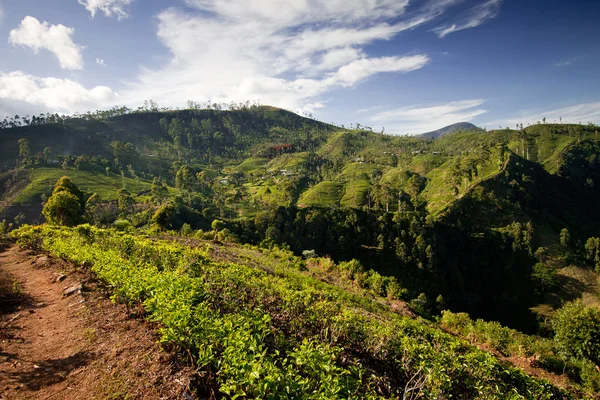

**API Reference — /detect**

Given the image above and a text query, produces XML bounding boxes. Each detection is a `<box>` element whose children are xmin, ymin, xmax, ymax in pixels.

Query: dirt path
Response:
<box><xmin>0</xmin><ymin>243</ymin><xmax>195</xmax><ymax>400</ymax></box>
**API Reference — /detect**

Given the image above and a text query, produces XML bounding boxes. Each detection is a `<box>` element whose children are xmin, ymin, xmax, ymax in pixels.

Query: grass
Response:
<box><xmin>340</xmin><ymin>180</ymin><xmax>370</xmax><ymax>207</ymax></box>
<box><xmin>408</xmin><ymin>154</ymin><xmax>448</xmax><ymax>175</ymax></box>
<box><xmin>226</xmin><ymin>157</ymin><xmax>269</xmax><ymax>174</ymax></box>
<box><xmin>339</xmin><ymin>162</ymin><xmax>382</xmax><ymax>180</ymax></box>
<box><xmin>267</xmin><ymin>152</ymin><xmax>310</xmax><ymax>171</ymax></box>
<box><xmin>380</xmin><ymin>168</ymin><xmax>412</xmax><ymax>187</ymax></box>
<box><xmin>297</xmin><ymin>181</ymin><xmax>342</xmax><ymax>207</ymax></box>
<box><xmin>14</xmin><ymin>166</ymin><xmax>153</xmax><ymax>204</ymax></box>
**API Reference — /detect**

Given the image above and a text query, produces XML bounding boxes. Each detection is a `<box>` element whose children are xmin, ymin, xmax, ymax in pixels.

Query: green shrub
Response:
<box><xmin>113</xmin><ymin>219</ymin><xmax>132</xmax><ymax>232</ymax></box>
<box><xmin>553</xmin><ymin>301</ymin><xmax>600</xmax><ymax>364</ymax></box>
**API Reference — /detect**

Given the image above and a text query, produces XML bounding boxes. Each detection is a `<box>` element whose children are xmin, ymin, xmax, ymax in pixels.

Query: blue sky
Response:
<box><xmin>0</xmin><ymin>0</ymin><xmax>599</xmax><ymax>134</ymax></box>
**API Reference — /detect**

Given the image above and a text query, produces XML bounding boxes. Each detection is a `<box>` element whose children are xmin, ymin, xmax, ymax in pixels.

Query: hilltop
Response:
<box><xmin>419</xmin><ymin>122</ymin><xmax>481</xmax><ymax>139</ymax></box>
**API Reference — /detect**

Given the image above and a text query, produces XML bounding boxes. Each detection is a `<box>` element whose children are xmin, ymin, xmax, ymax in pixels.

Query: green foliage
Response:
<box><xmin>151</xmin><ymin>177</ymin><xmax>169</xmax><ymax>204</ymax></box>
<box><xmin>113</xmin><ymin>219</ymin><xmax>132</xmax><ymax>232</ymax></box>
<box><xmin>531</xmin><ymin>263</ymin><xmax>557</xmax><ymax>295</ymax></box>
<box><xmin>560</xmin><ymin>228</ymin><xmax>571</xmax><ymax>249</ymax></box>
<box><xmin>18</xmin><ymin>138</ymin><xmax>30</xmax><ymax>161</ymax></box>
<box><xmin>42</xmin><ymin>177</ymin><xmax>85</xmax><ymax>226</ymax></box>
<box><xmin>152</xmin><ymin>197</ymin><xmax>208</xmax><ymax>231</ymax></box>
<box><xmin>52</xmin><ymin>176</ymin><xmax>85</xmax><ymax>207</ymax></box>
<box><xmin>116</xmin><ymin>188</ymin><xmax>135</xmax><ymax>216</ymax></box>
<box><xmin>585</xmin><ymin>237</ymin><xmax>600</xmax><ymax>272</ymax></box>
<box><xmin>10</xmin><ymin>224</ymin><xmax>572</xmax><ymax>399</ymax></box>
<box><xmin>181</xmin><ymin>223</ymin><xmax>193</xmax><ymax>236</ymax></box>
<box><xmin>552</xmin><ymin>301</ymin><xmax>600</xmax><ymax>365</ymax></box>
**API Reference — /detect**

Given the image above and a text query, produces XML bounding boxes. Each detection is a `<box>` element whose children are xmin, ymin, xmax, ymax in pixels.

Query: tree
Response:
<box><xmin>117</xmin><ymin>189</ymin><xmax>135</xmax><ymax>216</ymax></box>
<box><xmin>52</xmin><ymin>176</ymin><xmax>85</xmax><ymax>207</ymax></box>
<box><xmin>18</xmin><ymin>138</ymin><xmax>30</xmax><ymax>162</ymax></box>
<box><xmin>151</xmin><ymin>177</ymin><xmax>169</xmax><ymax>204</ymax></box>
<box><xmin>43</xmin><ymin>147</ymin><xmax>52</xmax><ymax>162</ymax></box>
<box><xmin>176</xmin><ymin>165</ymin><xmax>195</xmax><ymax>194</ymax></box>
<box><xmin>531</xmin><ymin>263</ymin><xmax>557</xmax><ymax>295</ymax></box>
<box><xmin>42</xmin><ymin>177</ymin><xmax>85</xmax><ymax>226</ymax></box>
<box><xmin>585</xmin><ymin>237</ymin><xmax>600</xmax><ymax>272</ymax></box>
<box><xmin>212</xmin><ymin>219</ymin><xmax>225</xmax><ymax>240</ymax></box>
<box><xmin>559</xmin><ymin>228</ymin><xmax>571</xmax><ymax>249</ymax></box>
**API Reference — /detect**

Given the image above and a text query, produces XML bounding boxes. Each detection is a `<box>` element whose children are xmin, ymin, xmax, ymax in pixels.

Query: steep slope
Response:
<box><xmin>10</xmin><ymin>225</ymin><xmax>586</xmax><ymax>399</ymax></box>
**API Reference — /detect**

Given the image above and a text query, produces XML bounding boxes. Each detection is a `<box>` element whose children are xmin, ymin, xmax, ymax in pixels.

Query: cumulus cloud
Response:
<box><xmin>78</xmin><ymin>0</ymin><xmax>133</xmax><ymax>19</ymax></box>
<box><xmin>8</xmin><ymin>16</ymin><xmax>84</xmax><ymax>70</ymax></box>
<box><xmin>485</xmin><ymin>101</ymin><xmax>600</xmax><ymax>128</ymax></box>
<box><xmin>3</xmin><ymin>1</ymin><xmax>477</xmax><ymax>116</ymax></box>
<box><xmin>369</xmin><ymin>99</ymin><xmax>488</xmax><ymax>134</ymax></box>
<box><xmin>118</xmin><ymin>1</ymin><xmax>447</xmax><ymax>113</ymax></box>
<box><xmin>434</xmin><ymin>0</ymin><xmax>502</xmax><ymax>38</ymax></box>
<box><xmin>0</xmin><ymin>71</ymin><xmax>118</xmax><ymax>115</ymax></box>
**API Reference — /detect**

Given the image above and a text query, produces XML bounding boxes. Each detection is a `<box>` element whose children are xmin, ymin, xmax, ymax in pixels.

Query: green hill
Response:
<box><xmin>3</xmin><ymin>108</ymin><xmax>600</xmax><ymax>397</ymax></box>
<box><xmin>2</xmin><ymin>109</ymin><xmax>600</xmax><ymax>331</ymax></box>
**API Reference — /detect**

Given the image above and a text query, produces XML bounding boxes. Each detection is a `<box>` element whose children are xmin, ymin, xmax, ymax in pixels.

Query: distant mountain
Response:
<box><xmin>419</xmin><ymin>122</ymin><xmax>482</xmax><ymax>139</ymax></box>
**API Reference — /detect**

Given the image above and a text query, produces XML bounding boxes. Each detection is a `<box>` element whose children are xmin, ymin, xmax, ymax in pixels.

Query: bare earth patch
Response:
<box><xmin>0</xmin><ymin>242</ymin><xmax>196</xmax><ymax>400</ymax></box>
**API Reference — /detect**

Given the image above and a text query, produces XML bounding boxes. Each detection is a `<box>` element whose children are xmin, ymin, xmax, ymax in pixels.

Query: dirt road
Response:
<box><xmin>0</xmin><ymin>242</ymin><xmax>195</xmax><ymax>400</ymax></box>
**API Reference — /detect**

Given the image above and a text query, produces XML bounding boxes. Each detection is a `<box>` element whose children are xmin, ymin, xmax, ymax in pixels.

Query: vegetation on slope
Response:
<box><xmin>12</xmin><ymin>224</ymin><xmax>588</xmax><ymax>398</ymax></box>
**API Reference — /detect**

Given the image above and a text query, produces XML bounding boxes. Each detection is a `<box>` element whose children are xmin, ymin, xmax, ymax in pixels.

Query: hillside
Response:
<box><xmin>5</xmin><ymin>224</ymin><xmax>596</xmax><ymax>398</ymax></box>
<box><xmin>2</xmin><ymin>112</ymin><xmax>600</xmax><ymax>328</ymax></box>
<box><xmin>2</xmin><ymin>107</ymin><xmax>600</xmax><ymax>396</ymax></box>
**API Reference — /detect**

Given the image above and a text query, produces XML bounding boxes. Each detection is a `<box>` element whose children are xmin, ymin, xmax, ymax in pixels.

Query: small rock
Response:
<box><xmin>34</xmin><ymin>256</ymin><xmax>49</xmax><ymax>267</ymax></box>
<box><xmin>54</xmin><ymin>274</ymin><xmax>67</xmax><ymax>283</ymax></box>
<box><xmin>63</xmin><ymin>285</ymin><xmax>82</xmax><ymax>297</ymax></box>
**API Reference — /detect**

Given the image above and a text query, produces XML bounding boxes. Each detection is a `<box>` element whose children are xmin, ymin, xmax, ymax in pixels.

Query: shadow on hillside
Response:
<box><xmin>9</xmin><ymin>351</ymin><xmax>96</xmax><ymax>390</ymax></box>
<box><xmin>545</xmin><ymin>275</ymin><xmax>587</xmax><ymax>307</ymax></box>
<box><xmin>0</xmin><ymin>271</ymin><xmax>34</xmax><ymax>317</ymax></box>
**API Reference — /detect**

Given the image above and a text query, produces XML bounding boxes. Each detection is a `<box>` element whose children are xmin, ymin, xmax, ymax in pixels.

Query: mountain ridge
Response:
<box><xmin>419</xmin><ymin>122</ymin><xmax>482</xmax><ymax>139</ymax></box>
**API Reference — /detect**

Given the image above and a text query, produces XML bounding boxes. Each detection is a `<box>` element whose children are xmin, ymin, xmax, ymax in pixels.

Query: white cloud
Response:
<box><xmin>369</xmin><ymin>99</ymin><xmax>488</xmax><ymax>134</ymax></box>
<box><xmin>78</xmin><ymin>0</ymin><xmax>133</xmax><ymax>19</ymax></box>
<box><xmin>0</xmin><ymin>71</ymin><xmax>118</xmax><ymax>115</ymax></box>
<box><xmin>184</xmin><ymin>0</ymin><xmax>410</xmax><ymax>26</ymax></box>
<box><xmin>554</xmin><ymin>56</ymin><xmax>584</xmax><ymax>68</ymax></box>
<box><xmin>357</xmin><ymin>105</ymin><xmax>385</xmax><ymax>114</ymax></box>
<box><xmin>118</xmin><ymin>1</ymin><xmax>448</xmax><ymax>113</ymax></box>
<box><xmin>485</xmin><ymin>101</ymin><xmax>600</xmax><ymax>128</ymax></box>
<box><xmin>434</xmin><ymin>0</ymin><xmax>502</xmax><ymax>38</ymax></box>
<box><xmin>96</xmin><ymin>58</ymin><xmax>107</xmax><ymax>67</ymax></box>
<box><xmin>8</xmin><ymin>16</ymin><xmax>84</xmax><ymax>70</ymax></box>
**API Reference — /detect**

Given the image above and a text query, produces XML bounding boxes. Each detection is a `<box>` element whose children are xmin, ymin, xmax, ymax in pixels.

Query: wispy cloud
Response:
<box><xmin>357</xmin><ymin>105</ymin><xmax>386</xmax><ymax>114</ymax></box>
<box><xmin>8</xmin><ymin>16</ymin><xmax>84</xmax><ymax>70</ymax></box>
<box><xmin>554</xmin><ymin>56</ymin><xmax>584</xmax><ymax>68</ymax></box>
<box><xmin>485</xmin><ymin>101</ymin><xmax>600</xmax><ymax>128</ymax></box>
<box><xmin>369</xmin><ymin>99</ymin><xmax>488</xmax><ymax>134</ymax></box>
<box><xmin>78</xmin><ymin>0</ymin><xmax>133</xmax><ymax>19</ymax></box>
<box><xmin>117</xmin><ymin>1</ymin><xmax>449</xmax><ymax>114</ymax></box>
<box><xmin>96</xmin><ymin>58</ymin><xmax>107</xmax><ymax>67</ymax></box>
<box><xmin>434</xmin><ymin>0</ymin><xmax>502</xmax><ymax>38</ymax></box>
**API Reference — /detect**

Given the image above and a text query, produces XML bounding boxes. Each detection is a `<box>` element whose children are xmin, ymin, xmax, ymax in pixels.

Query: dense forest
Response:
<box><xmin>2</xmin><ymin>105</ymin><xmax>600</xmax><ymax>397</ymax></box>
